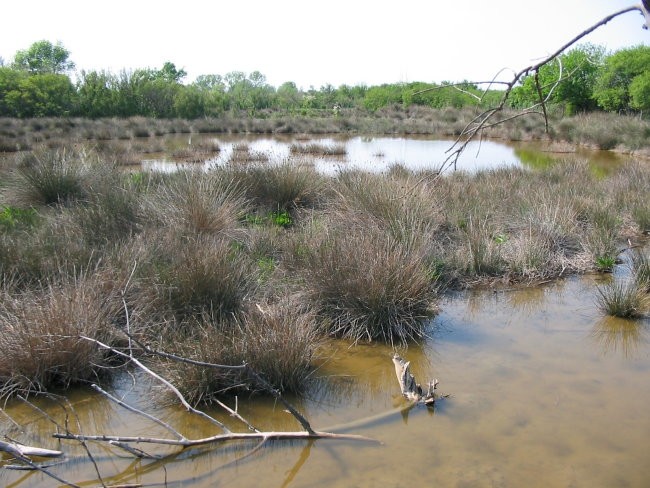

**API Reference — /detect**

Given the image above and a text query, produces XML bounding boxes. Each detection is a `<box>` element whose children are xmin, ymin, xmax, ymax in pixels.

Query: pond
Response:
<box><xmin>139</xmin><ymin>133</ymin><xmax>634</xmax><ymax>175</ymax></box>
<box><xmin>2</xmin><ymin>270</ymin><xmax>649</xmax><ymax>487</ymax></box>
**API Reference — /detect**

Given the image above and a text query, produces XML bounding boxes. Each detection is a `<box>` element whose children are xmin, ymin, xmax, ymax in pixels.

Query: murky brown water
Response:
<box><xmin>2</xmin><ymin>273</ymin><xmax>649</xmax><ymax>487</ymax></box>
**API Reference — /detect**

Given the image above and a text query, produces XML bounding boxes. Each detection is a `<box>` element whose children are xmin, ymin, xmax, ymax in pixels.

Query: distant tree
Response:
<box><xmin>76</xmin><ymin>70</ymin><xmax>116</xmax><ymax>117</ymax></box>
<box><xmin>629</xmin><ymin>71</ymin><xmax>650</xmax><ymax>111</ymax></box>
<box><xmin>510</xmin><ymin>44</ymin><xmax>605</xmax><ymax>114</ymax></box>
<box><xmin>173</xmin><ymin>85</ymin><xmax>205</xmax><ymax>118</ymax></box>
<box><xmin>276</xmin><ymin>81</ymin><xmax>301</xmax><ymax>109</ymax></box>
<box><xmin>362</xmin><ymin>84</ymin><xmax>404</xmax><ymax>111</ymax></box>
<box><xmin>12</xmin><ymin>40</ymin><xmax>75</xmax><ymax>74</ymax></box>
<box><xmin>194</xmin><ymin>74</ymin><xmax>225</xmax><ymax>91</ymax></box>
<box><xmin>593</xmin><ymin>46</ymin><xmax>650</xmax><ymax>112</ymax></box>
<box><xmin>0</xmin><ymin>67</ymin><xmax>23</xmax><ymax>116</ymax></box>
<box><xmin>158</xmin><ymin>61</ymin><xmax>187</xmax><ymax>83</ymax></box>
<box><xmin>3</xmin><ymin>73</ymin><xmax>75</xmax><ymax>117</ymax></box>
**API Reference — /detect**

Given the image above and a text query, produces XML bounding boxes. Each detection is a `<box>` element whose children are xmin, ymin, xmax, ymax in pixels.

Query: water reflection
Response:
<box><xmin>591</xmin><ymin>317</ymin><xmax>648</xmax><ymax>357</ymax></box>
<box><xmin>3</xmin><ymin>275</ymin><xmax>650</xmax><ymax>487</ymax></box>
<box><xmin>139</xmin><ymin>134</ymin><xmax>636</xmax><ymax>175</ymax></box>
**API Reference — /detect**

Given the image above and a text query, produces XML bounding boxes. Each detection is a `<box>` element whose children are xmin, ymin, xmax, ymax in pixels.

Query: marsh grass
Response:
<box><xmin>146</xmin><ymin>170</ymin><xmax>248</xmax><ymax>236</ymax></box>
<box><xmin>13</xmin><ymin>149</ymin><xmax>88</xmax><ymax>206</ymax></box>
<box><xmin>228</xmin><ymin>161</ymin><xmax>326</xmax><ymax>215</ymax></box>
<box><xmin>596</xmin><ymin>280</ymin><xmax>646</xmax><ymax>319</ymax></box>
<box><xmin>0</xmin><ymin>271</ymin><xmax>123</xmax><ymax>397</ymax></box>
<box><xmin>159</xmin><ymin>298</ymin><xmax>319</xmax><ymax>402</ymax></box>
<box><xmin>631</xmin><ymin>251</ymin><xmax>650</xmax><ymax>292</ymax></box>
<box><xmin>150</xmin><ymin>234</ymin><xmax>257</xmax><ymax>321</ymax></box>
<box><xmin>289</xmin><ymin>142</ymin><xmax>346</xmax><ymax>156</ymax></box>
<box><xmin>1</xmin><ymin>136</ymin><xmax>649</xmax><ymax>399</ymax></box>
<box><xmin>305</xmin><ymin>224</ymin><xmax>436</xmax><ymax>344</ymax></box>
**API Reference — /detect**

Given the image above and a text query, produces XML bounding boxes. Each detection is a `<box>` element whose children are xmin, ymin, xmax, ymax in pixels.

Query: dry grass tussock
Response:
<box><xmin>0</xmin><ymin>270</ymin><xmax>125</xmax><ymax>398</ymax></box>
<box><xmin>303</xmin><ymin>221</ymin><xmax>438</xmax><ymax>344</ymax></box>
<box><xmin>145</xmin><ymin>169</ymin><xmax>248</xmax><ymax>236</ymax></box>
<box><xmin>156</xmin><ymin>297</ymin><xmax>320</xmax><ymax>402</ymax></box>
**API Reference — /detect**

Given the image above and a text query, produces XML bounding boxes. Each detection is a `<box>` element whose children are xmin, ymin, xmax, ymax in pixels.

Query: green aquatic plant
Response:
<box><xmin>595</xmin><ymin>255</ymin><xmax>617</xmax><ymax>273</ymax></box>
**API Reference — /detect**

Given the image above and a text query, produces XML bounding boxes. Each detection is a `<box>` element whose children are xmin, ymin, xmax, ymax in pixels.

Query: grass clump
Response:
<box><xmin>595</xmin><ymin>280</ymin><xmax>646</xmax><ymax>319</ymax></box>
<box><xmin>13</xmin><ymin>149</ymin><xmax>88</xmax><ymax>206</ymax></box>
<box><xmin>304</xmin><ymin>224</ymin><xmax>437</xmax><ymax>344</ymax></box>
<box><xmin>146</xmin><ymin>170</ymin><xmax>247</xmax><ymax>236</ymax></box>
<box><xmin>158</xmin><ymin>298</ymin><xmax>320</xmax><ymax>402</ymax></box>
<box><xmin>150</xmin><ymin>234</ymin><xmax>257</xmax><ymax>321</ymax></box>
<box><xmin>0</xmin><ymin>271</ymin><xmax>123</xmax><ymax>397</ymax></box>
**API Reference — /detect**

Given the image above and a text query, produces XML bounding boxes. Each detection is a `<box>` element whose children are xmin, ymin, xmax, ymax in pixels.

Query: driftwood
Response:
<box><xmin>392</xmin><ymin>353</ymin><xmax>438</xmax><ymax>406</ymax></box>
<box><xmin>0</xmin><ymin>439</ymin><xmax>63</xmax><ymax>458</ymax></box>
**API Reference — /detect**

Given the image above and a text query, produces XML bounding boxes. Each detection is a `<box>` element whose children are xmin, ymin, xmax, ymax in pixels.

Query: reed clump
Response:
<box><xmin>303</xmin><ymin>222</ymin><xmax>437</xmax><ymax>344</ymax></box>
<box><xmin>595</xmin><ymin>280</ymin><xmax>646</xmax><ymax>319</ymax></box>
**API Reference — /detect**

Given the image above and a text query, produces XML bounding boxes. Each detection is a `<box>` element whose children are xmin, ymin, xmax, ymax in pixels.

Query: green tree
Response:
<box><xmin>510</xmin><ymin>44</ymin><xmax>604</xmax><ymax>114</ymax></box>
<box><xmin>76</xmin><ymin>70</ymin><xmax>116</xmax><ymax>117</ymax></box>
<box><xmin>4</xmin><ymin>73</ymin><xmax>75</xmax><ymax>116</ymax></box>
<box><xmin>0</xmin><ymin>67</ymin><xmax>23</xmax><ymax>116</ymax></box>
<box><xmin>173</xmin><ymin>85</ymin><xmax>205</xmax><ymax>118</ymax></box>
<box><xmin>593</xmin><ymin>46</ymin><xmax>650</xmax><ymax>112</ymax></box>
<box><xmin>276</xmin><ymin>81</ymin><xmax>301</xmax><ymax>110</ymax></box>
<box><xmin>363</xmin><ymin>84</ymin><xmax>404</xmax><ymax>111</ymax></box>
<box><xmin>194</xmin><ymin>74</ymin><xmax>225</xmax><ymax>91</ymax></box>
<box><xmin>629</xmin><ymin>71</ymin><xmax>650</xmax><ymax>112</ymax></box>
<box><xmin>12</xmin><ymin>40</ymin><xmax>75</xmax><ymax>74</ymax></box>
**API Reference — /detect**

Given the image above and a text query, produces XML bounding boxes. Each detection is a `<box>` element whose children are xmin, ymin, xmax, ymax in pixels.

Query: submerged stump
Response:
<box><xmin>392</xmin><ymin>353</ymin><xmax>438</xmax><ymax>406</ymax></box>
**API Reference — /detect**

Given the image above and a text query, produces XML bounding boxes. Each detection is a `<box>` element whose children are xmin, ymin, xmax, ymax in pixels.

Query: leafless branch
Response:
<box><xmin>439</xmin><ymin>5</ymin><xmax>643</xmax><ymax>173</ymax></box>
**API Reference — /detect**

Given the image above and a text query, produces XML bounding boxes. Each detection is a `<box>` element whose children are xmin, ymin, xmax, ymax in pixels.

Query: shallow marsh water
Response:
<box><xmin>140</xmin><ymin>133</ymin><xmax>634</xmax><ymax>174</ymax></box>
<box><xmin>2</xmin><ymin>272</ymin><xmax>649</xmax><ymax>487</ymax></box>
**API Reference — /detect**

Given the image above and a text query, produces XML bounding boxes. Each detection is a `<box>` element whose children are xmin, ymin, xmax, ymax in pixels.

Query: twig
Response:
<box><xmin>79</xmin><ymin>336</ymin><xmax>231</xmax><ymax>434</ymax></box>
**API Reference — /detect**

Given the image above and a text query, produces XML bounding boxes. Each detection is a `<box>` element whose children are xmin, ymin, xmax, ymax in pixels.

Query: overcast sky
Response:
<box><xmin>1</xmin><ymin>0</ymin><xmax>648</xmax><ymax>89</ymax></box>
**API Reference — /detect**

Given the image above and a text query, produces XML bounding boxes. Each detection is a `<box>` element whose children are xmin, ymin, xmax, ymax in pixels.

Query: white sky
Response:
<box><xmin>1</xmin><ymin>0</ymin><xmax>648</xmax><ymax>89</ymax></box>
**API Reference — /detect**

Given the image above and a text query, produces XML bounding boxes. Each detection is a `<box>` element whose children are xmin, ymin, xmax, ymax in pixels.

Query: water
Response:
<box><xmin>140</xmin><ymin>134</ymin><xmax>634</xmax><ymax>174</ymax></box>
<box><xmin>2</xmin><ymin>274</ymin><xmax>649</xmax><ymax>487</ymax></box>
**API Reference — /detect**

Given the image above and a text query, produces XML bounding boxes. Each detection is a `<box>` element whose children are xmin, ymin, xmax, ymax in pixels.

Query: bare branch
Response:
<box><xmin>438</xmin><ymin>5</ymin><xmax>643</xmax><ymax>173</ymax></box>
<box><xmin>79</xmin><ymin>336</ymin><xmax>232</xmax><ymax>434</ymax></box>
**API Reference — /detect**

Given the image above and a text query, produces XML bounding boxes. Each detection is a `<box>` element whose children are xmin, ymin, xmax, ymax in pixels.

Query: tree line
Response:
<box><xmin>1</xmin><ymin>40</ymin><xmax>649</xmax><ymax>119</ymax></box>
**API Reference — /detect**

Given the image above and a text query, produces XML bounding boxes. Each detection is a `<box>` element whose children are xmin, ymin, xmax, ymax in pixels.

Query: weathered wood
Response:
<box><xmin>392</xmin><ymin>353</ymin><xmax>438</xmax><ymax>405</ymax></box>
<box><xmin>0</xmin><ymin>440</ymin><xmax>63</xmax><ymax>458</ymax></box>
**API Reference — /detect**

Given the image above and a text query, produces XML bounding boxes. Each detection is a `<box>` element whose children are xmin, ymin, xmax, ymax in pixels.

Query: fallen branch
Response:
<box><xmin>53</xmin><ymin>429</ymin><xmax>378</xmax><ymax>447</ymax></box>
<box><xmin>0</xmin><ymin>439</ymin><xmax>63</xmax><ymax>458</ymax></box>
